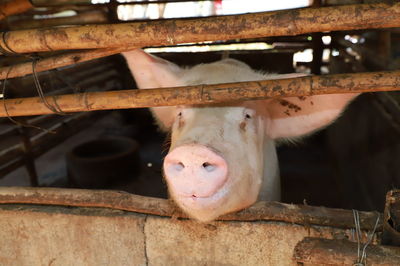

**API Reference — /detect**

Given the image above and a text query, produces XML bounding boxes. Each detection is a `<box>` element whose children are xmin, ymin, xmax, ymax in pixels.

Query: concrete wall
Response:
<box><xmin>0</xmin><ymin>204</ymin><xmax>352</xmax><ymax>266</ymax></box>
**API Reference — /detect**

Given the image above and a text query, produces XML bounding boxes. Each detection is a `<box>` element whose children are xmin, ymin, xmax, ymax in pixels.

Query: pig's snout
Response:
<box><xmin>164</xmin><ymin>144</ymin><xmax>228</xmax><ymax>198</ymax></box>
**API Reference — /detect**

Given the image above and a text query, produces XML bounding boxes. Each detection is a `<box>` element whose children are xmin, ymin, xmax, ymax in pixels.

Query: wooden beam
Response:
<box><xmin>0</xmin><ymin>0</ymin><xmax>33</xmax><ymax>20</ymax></box>
<box><xmin>31</xmin><ymin>0</ymin><xmax>212</xmax><ymax>6</ymax></box>
<box><xmin>293</xmin><ymin>237</ymin><xmax>400</xmax><ymax>265</ymax></box>
<box><xmin>1</xmin><ymin>2</ymin><xmax>400</xmax><ymax>54</ymax></box>
<box><xmin>382</xmin><ymin>190</ymin><xmax>400</xmax><ymax>246</ymax></box>
<box><xmin>0</xmin><ymin>70</ymin><xmax>399</xmax><ymax>117</ymax></box>
<box><xmin>0</xmin><ymin>187</ymin><xmax>382</xmax><ymax>230</ymax></box>
<box><xmin>8</xmin><ymin>10</ymin><xmax>109</xmax><ymax>30</ymax></box>
<box><xmin>0</xmin><ymin>39</ymin><xmax>302</xmax><ymax>81</ymax></box>
<box><xmin>31</xmin><ymin>0</ymin><xmax>93</xmax><ymax>6</ymax></box>
<box><xmin>0</xmin><ymin>48</ymin><xmax>124</xmax><ymax>80</ymax></box>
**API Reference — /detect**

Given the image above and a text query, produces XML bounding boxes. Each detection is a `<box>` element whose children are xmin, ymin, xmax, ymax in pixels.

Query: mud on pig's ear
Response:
<box><xmin>265</xmin><ymin>93</ymin><xmax>359</xmax><ymax>140</ymax></box>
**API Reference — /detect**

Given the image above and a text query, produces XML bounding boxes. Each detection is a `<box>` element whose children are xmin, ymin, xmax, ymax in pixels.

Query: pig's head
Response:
<box><xmin>163</xmin><ymin>103</ymin><xmax>267</xmax><ymax>221</ymax></box>
<box><xmin>123</xmin><ymin>49</ymin><xmax>358</xmax><ymax>222</ymax></box>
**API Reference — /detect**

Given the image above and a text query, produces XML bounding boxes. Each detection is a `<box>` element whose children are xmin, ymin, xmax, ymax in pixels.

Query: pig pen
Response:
<box><xmin>1</xmin><ymin>0</ymin><xmax>400</xmax><ymax>265</ymax></box>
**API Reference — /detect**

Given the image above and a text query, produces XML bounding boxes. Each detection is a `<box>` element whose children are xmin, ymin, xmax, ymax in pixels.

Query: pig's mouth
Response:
<box><xmin>176</xmin><ymin>185</ymin><xmax>229</xmax><ymax>210</ymax></box>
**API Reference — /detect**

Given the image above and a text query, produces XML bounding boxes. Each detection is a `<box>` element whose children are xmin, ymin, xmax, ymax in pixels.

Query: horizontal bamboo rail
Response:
<box><xmin>31</xmin><ymin>0</ymin><xmax>209</xmax><ymax>6</ymax></box>
<box><xmin>32</xmin><ymin>0</ymin><xmax>93</xmax><ymax>6</ymax></box>
<box><xmin>0</xmin><ymin>70</ymin><xmax>399</xmax><ymax>117</ymax></box>
<box><xmin>9</xmin><ymin>10</ymin><xmax>108</xmax><ymax>30</ymax></box>
<box><xmin>0</xmin><ymin>0</ymin><xmax>33</xmax><ymax>20</ymax></box>
<box><xmin>0</xmin><ymin>48</ymin><xmax>124</xmax><ymax>80</ymax></box>
<box><xmin>293</xmin><ymin>237</ymin><xmax>400</xmax><ymax>265</ymax></box>
<box><xmin>0</xmin><ymin>36</ymin><xmax>306</xmax><ymax>80</ymax></box>
<box><xmin>0</xmin><ymin>73</ymin><xmax>118</xmax><ymax>168</ymax></box>
<box><xmin>0</xmin><ymin>187</ymin><xmax>382</xmax><ymax>230</ymax></box>
<box><xmin>1</xmin><ymin>2</ymin><xmax>400</xmax><ymax>54</ymax></box>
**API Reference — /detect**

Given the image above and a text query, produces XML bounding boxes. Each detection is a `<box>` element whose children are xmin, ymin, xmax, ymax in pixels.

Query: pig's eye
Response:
<box><xmin>244</xmin><ymin>110</ymin><xmax>255</xmax><ymax>119</ymax></box>
<box><xmin>176</xmin><ymin>111</ymin><xmax>185</xmax><ymax>128</ymax></box>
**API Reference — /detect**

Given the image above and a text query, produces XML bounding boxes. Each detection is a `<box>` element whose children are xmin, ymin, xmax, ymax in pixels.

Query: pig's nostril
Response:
<box><xmin>202</xmin><ymin>162</ymin><xmax>216</xmax><ymax>172</ymax></box>
<box><xmin>173</xmin><ymin>162</ymin><xmax>185</xmax><ymax>171</ymax></box>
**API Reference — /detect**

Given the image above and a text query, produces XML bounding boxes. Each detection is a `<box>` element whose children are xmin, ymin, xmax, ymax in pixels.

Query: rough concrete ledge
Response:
<box><xmin>0</xmin><ymin>203</ymin><xmax>363</xmax><ymax>266</ymax></box>
<box><xmin>0</xmin><ymin>187</ymin><xmax>383</xmax><ymax>265</ymax></box>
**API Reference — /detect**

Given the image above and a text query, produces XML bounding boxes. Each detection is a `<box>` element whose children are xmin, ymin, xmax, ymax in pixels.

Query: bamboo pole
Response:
<box><xmin>0</xmin><ymin>187</ymin><xmax>382</xmax><ymax>229</ymax></box>
<box><xmin>0</xmin><ymin>48</ymin><xmax>124</xmax><ymax>80</ymax></box>
<box><xmin>0</xmin><ymin>70</ymin><xmax>399</xmax><ymax>117</ymax></box>
<box><xmin>0</xmin><ymin>0</ymin><xmax>33</xmax><ymax>20</ymax></box>
<box><xmin>9</xmin><ymin>10</ymin><xmax>109</xmax><ymax>30</ymax></box>
<box><xmin>293</xmin><ymin>237</ymin><xmax>400</xmax><ymax>265</ymax></box>
<box><xmin>31</xmin><ymin>0</ymin><xmax>211</xmax><ymax>6</ymax></box>
<box><xmin>31</xmin><ymin>0</ymin><xmax>92</xmax><ymax>6</ymax></box>
<box><xmin>0</xmin><ymin>36</ymin><xmax>307</xmax><ymax>80</ymax></box>
<box><xmin>1</xmin><ymin>2</ymin><xmax>400</xmax><ymax>54</ymax></box>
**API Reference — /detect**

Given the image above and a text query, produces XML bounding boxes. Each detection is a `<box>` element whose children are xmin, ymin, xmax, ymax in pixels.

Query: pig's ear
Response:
<box><xmin>122</xmin><ymin>49</ymin><xmax>183</xmax><ymax>130</ymax></box>
<box><xmin>265</xmin><ymin>93</ymin><xmax>359</xmax><ymax>139</ymax></box>
<box><xmin>122</xmin><ymin>49</ymin><xmax>184</xmax><ymax>89</ymax></box>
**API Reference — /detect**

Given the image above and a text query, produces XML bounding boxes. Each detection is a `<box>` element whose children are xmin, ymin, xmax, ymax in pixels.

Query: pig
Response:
<box><xmin>122</xmin><ymin>49</ymin><xmax>358</xmax><ymax>222</ymax></box>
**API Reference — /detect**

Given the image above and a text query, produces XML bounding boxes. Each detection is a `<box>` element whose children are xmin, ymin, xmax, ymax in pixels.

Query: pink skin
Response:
<box><xmin>122</xmin><ymin>49</ymin><xmax>359</xmax><ymax>222</ymax></box>
<box><xmin>164</xmin><ymin>144</ymin><xmax>228</xmax><ymax>209</ymax></box>
<box><xmin>164</xmin><ymin>144</ymin><xmax>228</xmax><ymax>198</ymax></box>
<box><xmin>163</xmin><ymin>105</ymin><xmax>265</xmax><ymax>221</ymax></box>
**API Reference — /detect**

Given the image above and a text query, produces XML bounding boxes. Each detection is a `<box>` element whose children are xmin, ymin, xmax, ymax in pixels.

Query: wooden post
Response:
<box><xmin>311</xmin><ymin>0</ymin><xmax>323</xmax><ymax>75</ymax></box>
<box><xmin>0</xmin><ymin>70</ymin><xmax>398</xmax><ymax>117</ymax></box>
<box><xmin>382</xmin><ymin>190</ymin><xmax>400</xmax><ymax>246</ymax></box>
<box><xmin>1</xmin><ymin>3</ymin><xmax>400</xmax><ymax>54</ymax></box>
<box><xmin>18</xmin><ymin>124</ymin><xmax>39</xmax><ymax>187</ymax></box>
